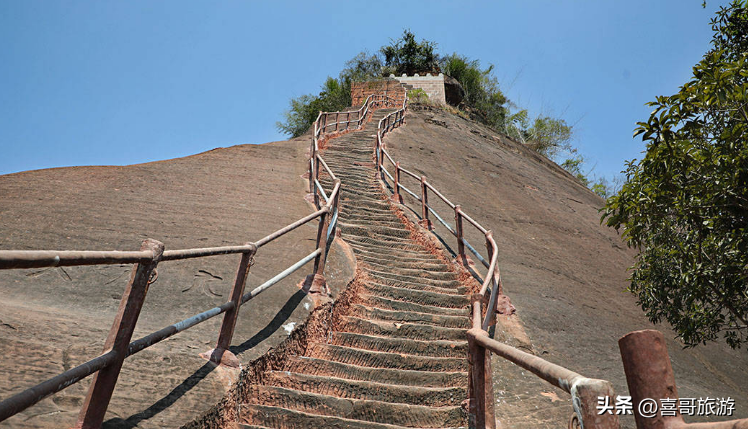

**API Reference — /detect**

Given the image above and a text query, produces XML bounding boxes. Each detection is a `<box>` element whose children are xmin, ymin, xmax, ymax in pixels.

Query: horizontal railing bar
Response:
<box><xmin>315</xmin><ymin>179</ymin><xmax>329</xmax><ymax>204</ymax></box>
<box><xmin>241</xmin><ymin>248</ymin><xmax>321</xmax><ymax>304</ymax></box>
<box><xmin>128</xmin><ymin>301</ymin><xmax>234</xmax><ymax>357</ymax></box>
<box><xmin>399</xmin><ymin>166</ymin><xmax>420</xmax><ymax>180</ymax></box>
<box><xmin>460</xmin><ymin>211</ymin><xmax>488</xmax><ymax>235</ymax></box>
<box><xmin>424</xmin><ymin>182</ymin><xmax>456</xmax><ymax>209</ymax></box>
<box><xmin>462</xmin><ymin>237</ymin><xmax>489</xmax><ymax>269</ymax></box>
<box><xmin>0</xmin><ymin>250</ymin><xmax>153</xmax><ymax>269</ymax></box>
<box><xmin>427</xmin><ymin>205</ymin><xmax>456</xmax><ymax>235</ymax></box>
<box><xmin>316</xmin><ymin>155</ymin><xmax>337</xmax><ymax>181</ymax></box>
<box><xmin>381</xmin><ymin>148</ymin><xmax>396</xmax><ymax>166</ymax></box>
<box><xmin>255</xmin><ymin>207</ymin><xmax>327</xmax><ymax>248</ymax></box>
<box><xmin>470</xmin><ymin>329</ymin><xmax>585</xmax><ymax>394</ymax></box>
<box><xmin>162</xmin><ymin>245</ymin><xmax>256</xmax><ymax>261</ymax></box>
<box><xmin>399</xmin><ymin>184</ymin><xmax>421</xmax><ymax>202</ymax></box>
<box><xmin>381</xmin><ymin>166</ymin><xmax>395</xmax><ymax>183</ymax></box>
<box><xmin>0</xmin><ymin>350</ymin><xmax>117</xmax><ymax>421</ymax></box>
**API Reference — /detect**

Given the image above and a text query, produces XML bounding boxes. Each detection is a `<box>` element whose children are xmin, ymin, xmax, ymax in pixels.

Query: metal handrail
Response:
<box><xmin>0</xmin><ymin>101</ymin><xmax>349</xmax><ymax>427</ymax></box>
<box><xmin>0</xmin><ymin>250</ymin><xmax>154</xmax><ymax>269</ymax></box>
<box><xmin>425</xmin><ymin>182</ymin><xmax>456</xmax><ymax>209</ymax></box>
<box><xmin>372</xmin><ymin>91</ymin><xmax>625</xmax><ymax>429</ymax></box>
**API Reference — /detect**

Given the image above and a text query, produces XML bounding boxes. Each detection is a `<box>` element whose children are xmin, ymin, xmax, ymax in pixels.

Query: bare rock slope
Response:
<box><xmin>0</xmin><ymin>137</ymin><xmax>354</xmax><ymax>428</ymax></box>
<box><xmin>383</xmin><ymin>105</ymin><xmax>748</xmax><ymax>427</ymax></box>
<box><xmin>2</xmin><ymin>103</ymin><xmax>746</xmax><ymax>429</ymax></box>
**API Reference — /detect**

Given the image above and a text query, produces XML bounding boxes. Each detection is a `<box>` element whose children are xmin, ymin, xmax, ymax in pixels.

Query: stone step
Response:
<box><xmin>361</xmin><ymin>282</ymin><xmax>469</xmax><ymax>309</ymax></box>
<box><xmin>352</xmin><ymin>247</ymin><xmax>444</xmax><ymax>263</ymax></box>
<box><xmin>339</xmin><ymin>219</ymin><xmax>405</xmax><ymax>230</ymax></box>
<box><xmin>367</xmin><ymin>267</ymin><xmax>459</xmax><ymax>283</ymax></box>
<box><xmin>356</xmin><ymin>293</ymin><xmax>469</xmax><ymax>317</ymax></box>
<box><xmin>261</xmin><ymin>371</ymin><xmax>466</xmax><ymax>407</ymax></box>
<box><xmin>341</xmin><ymin>224</ymin><xmax>411</xmax><ymax>239</ymax></box>
<box><xmin>349</xmin><ymin>304</ymin><xmax>470</xmax><ymax>329</ymax></box>
<box><xmin>307</xmin><ymin>343</ymin><xmax>468</xmax><ymax>372</ymax></box>
<box><xmin>365</xmin><ymin>278</ymin><xmax>467</xmax><ymax>296</ymax></box>
<box><xmin>337</xmin><ymin>316</ymin><xmax>466</xmax><ymax>342</ymax></box>
<box><xmin>330</xmin><ymin>331</ymin><xmax>467</xmax><ymax>358</ymax></box>
<box><xmin>339</xmin><ymin>197</ymin><xmax>392</xmax><ymax>210</ymax></box>
<box><xmin>283</xmin><ymin>355</ymin><xmax>467</xmax><ymax>388</ymax></box>
<box><xmin>245</xmin><ymin>386</ymin><xmax>464</xmax><ymax>428</ymax></box>
<box><xmin>240</xmin><ymin>404</ymin><xmax>463</xmax><ymax>429</ymax></box>
<box><xmin>344</xmin><ymin>236</ymin><xmax>424</xmax><ymax>252</ymax></box>
<box><xmin>362</xmin><ymin>258</ymin><xmax>453</xmax><ymax>274</ymax></box>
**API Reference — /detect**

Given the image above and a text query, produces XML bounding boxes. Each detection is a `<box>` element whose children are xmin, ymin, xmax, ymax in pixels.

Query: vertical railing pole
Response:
<box><xmin>207</xmin><ymin>245</ymin><xmax>257</xmax><ymax>367</ymax></box>
<box><xmin>419</xmin><ymin>176</ymin><xmax>432</xmax><ymax>230</ymax></box>
<box><xmin>75</xmin><ymin>239</ymin><xmax>164</xmax><ymax>429</ymax></box>
<box><xmin>619</xmin><ymin>330</ymin><xmax>684</xmax><ymax>429</ymax></box>
<box><xmin>303</xmin><ymin>202</ymin><xmax>332</xmax><ymax>297</ymax></box>
<box><xmin>482</xmin><ymin>231</ymin><xmax>499</xmax><ymax>330</ymax></box>
<box><xmin>335</xmin><ymin>112</ymin><xmax>339</xmax><ymax>131</ymax></box>
<box><xmin>455</xmin><ymin>205</ymin><xmax>466</xmax><ymax>263</ymax></box>
<box><xmin>313</xmin><ymin>208</ymin><xmax>331</xmax><ymax>276</ymax></box>
<box><xmin>346</xmin><ymin>111</ymin><xmax>350</xmax><ymax>130</ymax></box>
<box><xmin>391</xmin><ymin>162</ymin><xmax>403</xmax><ymax>204</ymax></box>
<box><xmin>309</xmin><ymin>138</ymin><xmax>316</xmax><ymax>196</ymax></box>
<box><xmin>330</xmin><ymin>179</ymin><xmax>341</xmax><ymax>240</ymax></box>
<box><xmin>314</xmin><ymin>153</ymin><xmax>321</xmax><ymax>208</ymax></box>
<box><xmin>467</xmin><ymin>296</ymin><xmax>496</xmax><ymax>429</ymax></box>
<box><xmin>376</xmin><ymin>135</ymin><xmax>383</xmax><ymax>178</ymax></box>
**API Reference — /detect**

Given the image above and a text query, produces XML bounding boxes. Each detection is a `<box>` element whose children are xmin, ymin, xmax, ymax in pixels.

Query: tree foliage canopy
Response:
<box><xmin>440</xmin><ymin>54</ymin><xmax>508</xmax><ymax>129</ymax></box>
<box><xmin>276</xmin><ymin>53</ymin><xmax>382</xmax><ymax>137</ymax></box>
<box><xmin>602</xmin><ymin>0</ymin><xmax>748</xmax><ymax>348</ymax></box>
<box><xmin>381</xmin><ymin>30</ymin><xmax>440</xmax><ymax>76</ymax></box>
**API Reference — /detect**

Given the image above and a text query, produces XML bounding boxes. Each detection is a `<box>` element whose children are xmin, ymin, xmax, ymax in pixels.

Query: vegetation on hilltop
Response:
<box><xmin>603</xmin><ymin>0</ymin><xmax>748</xmax><ymax>349</ymax></box>
<box><xmin>277</xmin><ymin>30</ymin><xmax>611</xmax><ymax>196</ymax></box>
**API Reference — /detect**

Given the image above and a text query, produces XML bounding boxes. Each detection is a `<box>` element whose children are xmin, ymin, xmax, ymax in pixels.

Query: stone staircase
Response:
<box><xmin>238</xmin><ymin>109</ymin><xmax>472</xmax><ymax>428</ymax></box>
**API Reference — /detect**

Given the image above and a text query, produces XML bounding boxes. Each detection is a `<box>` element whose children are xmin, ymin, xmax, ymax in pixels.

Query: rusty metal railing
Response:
<box><xmin>374</xmin><ymin>96</ymin><xmax>621</xmax><ymax>428</ymax></box>
<box><xmin>374</xmin><ymin>96</ymin><xmax>748</xmax><ymax>429</ymax></box>
<box><xmin>618</xmin><ymin>330</ymin><xmax>748</xmax><ymax>429</ymax></box>
<box><xmin>308</xmin><ymin>93</ymin><xmax>404</xmax><ymax>209</ymax></box>
<box><xmin>0</xmin><ymin>152</ymin><xmax>344</xmax><ymax>427</ymax></box>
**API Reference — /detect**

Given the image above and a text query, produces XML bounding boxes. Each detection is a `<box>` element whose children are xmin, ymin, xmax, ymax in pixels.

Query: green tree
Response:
<box><xmin>381</xmin><ymin>30</ymin><xmax>440</xmax><ymax>76</ymax></box>
<box><xmin>277</xmin><ymin>52</ymin><xmax>382</xmax><ymax>137</ymax></box>
<box><xmin>561</xmin><ymin>155</ymin><xmax>590</xmax><ymax>186</ymax></box>
<box><xmin>277</xmin><ymin>77</ymin><xmax>351</xmax><ymax>137</ymax></box>
<box><xmin>441</xmin><ymin>54</ymin><xmax>508</xmax><ymax>128</ymax></box>
<box><xmin>506</xmin><ymin>109</ymin><xmax>574</xmax><ymax>159</ymax></box>
<box><xmin>602</xmin><ymin>0</ymin><xmax>748</xmax><ymax>348</ymax></box>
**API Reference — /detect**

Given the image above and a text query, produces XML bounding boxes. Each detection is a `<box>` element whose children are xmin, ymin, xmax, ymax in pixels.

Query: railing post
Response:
<box><xmin>619</xmin><ymin>330</ymin><xmax>683</xmax><ymax>429</ymax></box>
<box><xmin>206</xmin><ymin>244</ymin><xmax>257</xmax><ymax>368</ymax></box>
<box><xmin>75</xmin><ymin>239</ymin><xmax>164</xmax><ymax>429</ymax></box>
<box><xmin>346</xmin><ymin>111</ymin><xmax>350</xmax><ymax>130</ymax></box>
<box><xmin>455</xmin><ymin>205</ymin><xmax>466</xmax><ymax>262</ymax></box>
<box><xmin>391</xmin><ymin>162</ymin><xmax>403</xmax><ymax>204</ymax></box>
<box><xmin>573</xmin><ymin>378</ymin><xmax>621</xmax><ymax>429</ymax></box>
<box><xmin>419</xmin><ymin>176</ymin><xmax>432</xmax><ymax>230</ymax></box>
<box><xmin>467</xmin><ymin>296</ymin><xmax>496</xmax><ymax>429</ymax></box>
<box><xmin>322</xmin><ymin>113</ymin><xmax>327</xmax><ymax>133</ymax></box>
<box><xmin>376</xmin><ymin>135</ymin><xmax>383</xmax><ymax>179</ymax></box>
<box><xmin>335</xmin><ymin>112</ymin><xmax>339</xmax><ymax>131</ymax></box>
<box><xmin>309</xmin><ymin>138</ymin><xmax>316</xmax><ymax>196</ymax></box>
<box><xmin>314</xmin><ymin>153</ymin><xmax>321</xmax><ymax>208</ymax></box>
<box><xmin>304</xmin><ymin>204</ymin><xmax>332</xmax><ymax>297</ymax></box>
<box><xmin>330</xmin><ymin>179</ymin><xmax>341</xmax><ymax>240</ymax></box>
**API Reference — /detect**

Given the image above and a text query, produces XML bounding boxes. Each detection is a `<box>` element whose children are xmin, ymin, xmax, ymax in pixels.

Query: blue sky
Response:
<box><xmin>0</xmin><ymin>1</ymin><xmax>727</xmax><ymax>181</ymax></box>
